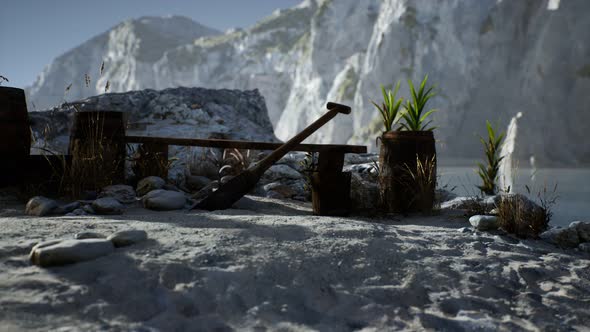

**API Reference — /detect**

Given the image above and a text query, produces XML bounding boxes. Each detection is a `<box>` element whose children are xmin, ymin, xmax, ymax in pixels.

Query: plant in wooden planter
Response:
<box><xmin>377</xmin><ymin>75</ymin><xmax>438</xmax><ymax>213</ymax></box>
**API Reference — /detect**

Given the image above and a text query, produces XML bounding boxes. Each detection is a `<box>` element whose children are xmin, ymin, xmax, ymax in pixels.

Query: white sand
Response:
<box><xmin>1</xmin><ymin>196</ymin><xmax>589</xmax><ymax>331</ymax></box>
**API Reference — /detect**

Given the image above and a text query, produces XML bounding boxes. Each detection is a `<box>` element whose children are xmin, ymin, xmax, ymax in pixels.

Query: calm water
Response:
<box><xmin>439</xmin><ymin>167</ymin><xmax>590</xmax><ymax>227</ymax></box>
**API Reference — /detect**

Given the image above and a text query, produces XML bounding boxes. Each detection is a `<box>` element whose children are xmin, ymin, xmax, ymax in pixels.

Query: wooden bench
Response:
<box><xmin>125</xmin><ymin>136</ymin><xmax>367</xmax><ymax>215</ymax></box>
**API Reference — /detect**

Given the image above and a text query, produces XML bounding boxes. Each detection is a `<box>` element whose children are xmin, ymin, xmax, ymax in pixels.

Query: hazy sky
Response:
<box><xmin>0</xmin><ymin>0</ymin><xmax>302</xmax><ymax>88</ymax></box>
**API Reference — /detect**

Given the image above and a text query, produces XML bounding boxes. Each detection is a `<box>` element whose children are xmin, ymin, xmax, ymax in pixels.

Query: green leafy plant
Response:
<box><xmin>476</xmin><ymin>121</ymin><xmax>505</xmax><ymax>195</ymax></box>
<box><xmin>371</xmin><ymin>82</ymin><xmax>405</xmax><ymax>132</ymax></box>
<box><xmin>400</xmin><ymin>75</ymin><xmax>437</xmax><ymax>131</ymax></box>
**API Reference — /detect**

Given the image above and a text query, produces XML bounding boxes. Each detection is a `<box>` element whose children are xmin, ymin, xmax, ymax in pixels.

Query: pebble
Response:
<box><xmin>107</xmin><ymin>230</ymin><xmax>148</xmax><ymax>247</ymax></box>
<box><xmin>29</xmin><ymin>239</ymin><xmax>115</xmax><ymax>267</ymax></box>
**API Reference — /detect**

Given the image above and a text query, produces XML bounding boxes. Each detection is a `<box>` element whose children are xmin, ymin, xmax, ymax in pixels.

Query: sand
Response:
<box><xmin>1</xmin><ymin>195</ymin><xmax>589</xmax><ymax>331</ymax></box>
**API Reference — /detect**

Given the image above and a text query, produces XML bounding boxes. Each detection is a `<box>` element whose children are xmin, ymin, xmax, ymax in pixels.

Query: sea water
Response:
<box><xmin>439</xmin><ymin>167</ymin><xmax>590</xmax><ymax>227</ymax></box>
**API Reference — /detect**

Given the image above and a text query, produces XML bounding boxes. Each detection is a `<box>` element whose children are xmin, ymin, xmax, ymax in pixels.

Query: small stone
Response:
<box><xmin>82</xmin><ymin>205</ymin><xmax>95</xmax><ymax>214</ymax></box>
<box><xmin>458</xmin><ymin>227</ymin><xmax>472</xmax><ymax>233</ymax></box>
<box><xmin>99</xmin><ymin>184</ymin><xmax>136</xmax><ymax>204</ymax></box>
<box><xmin>74</xmin><ymin>232</ymin><xmax>106</xmax><ymax>240</ymax></box>
<box><xmin>107</xmin><ymin>230</ymin><xmax>148</xmax><ymax>247</ymax></box>
<box><xmin>540</xmin><ymin>227</ymin><xmax>580</xmax><ymax>248</ymax></box>
<box><xmin>68</xmin><ymin>208</ymin><xmax>87</xmax><ymax>216</ymax></box>
<box><xmin>92</xmin><ymin>198</ymin><xmax>124</xmax><ymax>215</ymax></box>
<box><xmin>137</xmin><ymin>176</ymin><xmax>166</xmax><ymax>197</ymax></box>
<box><xmin>53</xmin><ymin>201</ymin><xmax>81</xmax><ymax>215</ymax></box>
<box><xmin>142</xmin><ymin>189</ymin><xmax>187</xmax><ymax>211</ymax></box>
<box><xmin>569</xmin><ymin>221</ymin><xmax>590</xmax><ymax>243</ymax></box>
<box><xmin>25</xmin><ymin>196</ymin><xmax>58</xmax><ymax>216</ymax></box>
<box><xmin>579</xmin><ymin>243</ymin><xmax>590</xmax><ymax>253</ymax></box>
<box><xmin>30</xmin><ymin>239</ymin><xmax>115</xmax><ymax>267</ymax></box>
<box><xmin>469</xmin><ymin>215</ymin><xmax>499</xmax><ymax>231</ymax></box>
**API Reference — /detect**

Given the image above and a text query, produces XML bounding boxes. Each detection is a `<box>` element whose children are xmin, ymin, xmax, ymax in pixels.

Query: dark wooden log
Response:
<box><xmin>311</xmin><ymin>171</ymin><xmax>351</xmax><ymax>216</ymax></box>
<box><xmin>125</xmin><ymin>136</ymin><xmax>367</xmax><ymax>154</ymax></box>
<box><xmin>0</xmin><ymin>87</ymin><xmax>31</xmax><ymax>187</ymax></box>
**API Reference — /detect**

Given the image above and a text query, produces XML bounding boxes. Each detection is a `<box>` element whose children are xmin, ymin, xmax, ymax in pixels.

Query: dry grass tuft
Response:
<box><xmin>497</xmin><ymin>185</ymin><xmax>557</xmax><ymax>238</ymax></box>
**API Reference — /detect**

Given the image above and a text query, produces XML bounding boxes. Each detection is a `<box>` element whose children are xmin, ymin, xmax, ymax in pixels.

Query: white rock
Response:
<box><xmin>350</xmin><ymin>172</ymin><xmax>379</xmax><ymax>212</ymax></box>
<box><xmin>579</xmin><ymin>243</ymin><xmax>590</xmax><ymax>253</ymax></box>
<box><xmin>29</xmin><ymin>239</ymin><xmax>115</xmax><ymax>267</ymax></box>
<box><xmin>99</xmin><ymin>184</ymin><xmax>136</xmax><ymax>204</ymax></box>
<box><xmin>569</xmin><ymin>221</ymin><xmax>590</xmax><ymax>243</ymax></box>
<box><xmin>53</xmin><ymin>202</ymin><xmax>81</xmax><ymax>215</ymax></box>
<box><xmin>540</xmin><ymin>227</ymin><xmax>580</xmax><ymax>248</ymax></box>
<box><xmin>74</xmin><ymin>232</ymin><xmax>107</xmax><ymax>240</ymax></box>
<box><xmin>137</xmin><ymin>176</ymin><xmax>166</xmax><ymax>197</ymax></box>
<box><xmin>469</xmin><ymin>215</ymin><xmax>499</xmax><ymax>231</ymax></box>
<box><xmin>92</xmin><ymin>198</ymin><xmax>124</xmax><ymax>215</ymax></box>
<box><xmin>263</xmin><ymin>182</ymin><xmax>296</xmax><ymax>199</ymax></box>
<box><xmin>108</xmin><ymin>230</ymin><xmax>148</xmax><ymax>247</ymax></box>
<box><xmin>262</xmin><ymin>164</ymin><xmax>302</xmax><ymax>182</ymax></box>
<box><xmin>142</xmin><ymin>189</ymin><xmax>187</xmax><ymax>211</ymax></box>
<box><xmin>25</xmin><ymin>196</ymin><xmax>58</xmax><ymax>216</ymax></box>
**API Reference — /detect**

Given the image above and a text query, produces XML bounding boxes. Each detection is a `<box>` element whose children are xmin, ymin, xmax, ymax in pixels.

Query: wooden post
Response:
<box><xmin>311</xmin><ymin>150</ymin><xmax>351</xmax><ymax>216</ymax></box>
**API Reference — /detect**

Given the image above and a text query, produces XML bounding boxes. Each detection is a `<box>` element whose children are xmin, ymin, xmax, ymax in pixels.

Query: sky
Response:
<box><xmin>0</xmin><ymin>0</ymin><xmax>302</xmax><ymax>89</ymax></box>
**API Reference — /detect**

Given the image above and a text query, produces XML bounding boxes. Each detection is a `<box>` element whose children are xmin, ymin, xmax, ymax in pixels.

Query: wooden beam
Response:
<box><xmin>125</xmin><ymin>136</ymin><xmax>367</xmax><ymax>154</ymax></box>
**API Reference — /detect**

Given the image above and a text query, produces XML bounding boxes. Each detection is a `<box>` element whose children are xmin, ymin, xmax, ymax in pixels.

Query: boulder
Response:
<box><xmin>579</xmin><ymin>243</ymin><xmax>590</xmax><ymax>253</ymax></box>
<box><xmin>143</xmin><ymin>189</ymin><xmax>187</xmax><ymax>211</ymax></box>
<box><xmin>469</xmin><ymin>215</ymin><xmax>499</xmax><ymax>231</ymax></box>
<box><xmin>263</xmin><ymin>182</ymin><xmax>296</xmax><ymax>199</ymax></box>
<box><xmin>53</xmin><ymin>201</ymin><xmax>82</xmax><ymax>215</ymax></box>
<box><xmin>99</xmin><ymin>184</ymin><xmax>136</xmax><ymax>204</ymax></box>
<box><xmin>92</xmin><ymin>198</ymin><xmax>125</xmax><ymax>215</ymax></box>
<box><xmin>350</xmin><ymin>172</ymin><xmax>379</xmax><ymax>212</ymax></box>
<box><xmin>262</xmin><ymin>164</ymin><xmax>302</xmax><ymax>182</ymax></box>
<box><xmin>82</xmin><ymin>205</ymin><xmax>95</xmax><ymax>215</ymax></box>
<box><xmin>108</xmin><ymin>230</ymin><xmax>148</xmax><ymax>247</ymax></box>
<box><xmin>137</xmin><ymin>176</ymin><xmax>166</xmax><ymax>197</ymax></box>
<box><xmin>570</xmin><ymin>221</ymin><xmax>590</xmax><ymax>243</ymax></box>
<box><xmin>440</xmin><ymin>196</ymin><xmax>480</xmax><ymax>210</ymax></box>
<box><xmin>186</xmin><ymin>175</ymin><xmax>212</xmax><ymax>191</ymax></box>
<box><xmin>540</xmin><ymin>227</ymin><xmax>580</xmax><ymax>248</ymax></box>
<box><xmin>30</xmin><ymin>239</ymin><xmax>115</xmax><ymax>267</ymax></box>
<box><xmin>25</xmin><ymin>196</ymin><xmax>58</xmax><ymax>216</ymax></box>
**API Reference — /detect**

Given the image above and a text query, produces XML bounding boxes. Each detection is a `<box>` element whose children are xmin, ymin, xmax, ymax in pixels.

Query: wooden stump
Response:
<box><xmin>0</xmin><ymin>87</ymin><xmax>31</xmax><ymax>187</ymax></box>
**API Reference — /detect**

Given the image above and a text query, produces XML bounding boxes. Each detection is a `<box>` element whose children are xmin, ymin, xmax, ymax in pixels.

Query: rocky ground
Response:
<box><xmin>1</xmin><ymin>193</ymin><xmax>590</xmax><ymax>331</ymax></box>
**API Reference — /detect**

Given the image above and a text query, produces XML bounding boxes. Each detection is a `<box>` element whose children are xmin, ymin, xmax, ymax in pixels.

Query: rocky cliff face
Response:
<box><xmin>26</xmin><ymin>1</ymin><xmax>590</xmax><ymax>166</ymax></box>
<box><xmin>26</xmin><ymin>16</ymin><xmax>220</xmax><ymax>111</ymax></box>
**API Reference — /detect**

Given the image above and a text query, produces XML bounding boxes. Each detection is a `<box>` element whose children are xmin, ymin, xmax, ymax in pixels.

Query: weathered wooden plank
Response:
<box><xmin>125</xmin><ymin>136</ymin><xmax>367</xmax><ymax>153</ymax></box>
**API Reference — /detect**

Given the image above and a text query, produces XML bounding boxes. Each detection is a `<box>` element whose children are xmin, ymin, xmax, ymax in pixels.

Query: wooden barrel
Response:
<box><xmin>311</xmin><ymin>171</ymin><xmax>351</xmax><ymax>216</ymax></box>
<box><xmin>0</xmin><ymin>87</ymin><xmax>31</xmax><ymax>187</ymax></box>
<box><xmin>69</xmin><ymin>111</ymin><xmax>126</xmax><ymax>194</ymax></box>
<box><xmin>379</xmin><ymin>131</ymin><xmax>436</xmax><ymax>213</ymax></box>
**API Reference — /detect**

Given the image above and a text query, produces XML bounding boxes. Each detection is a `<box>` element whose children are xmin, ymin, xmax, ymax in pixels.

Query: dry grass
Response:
<box><xmin>497</xmin><ymin>185</ymin><xmax>557</xmax><ymax>238</ymax></box>
<box><xmin>399</xmin><ymin>155</ymin><xmax>437</xmax><ymax>213</ymax></box>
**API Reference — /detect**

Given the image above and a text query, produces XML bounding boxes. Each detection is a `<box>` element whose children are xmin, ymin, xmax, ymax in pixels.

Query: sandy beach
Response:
<box><xmin>1</xmin><ymin>195</ymin><xmax>589</xmax><ymax>331</ymax></box>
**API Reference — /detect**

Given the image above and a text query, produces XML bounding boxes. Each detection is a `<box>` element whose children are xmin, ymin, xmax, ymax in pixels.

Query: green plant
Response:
<box><xmin>476</xmin><ymin>121</ymin><xmax>505</xmax><ymax>195</ymax></box>
<box><xmin>371</xmin><ymin>82</ymin><xmax>405</xmax><ymax>132</ymax></box>
<box><xmin>400</xmin><ymin>75</ymin><xmax>437</xmax><ymax>131</ymax></box>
